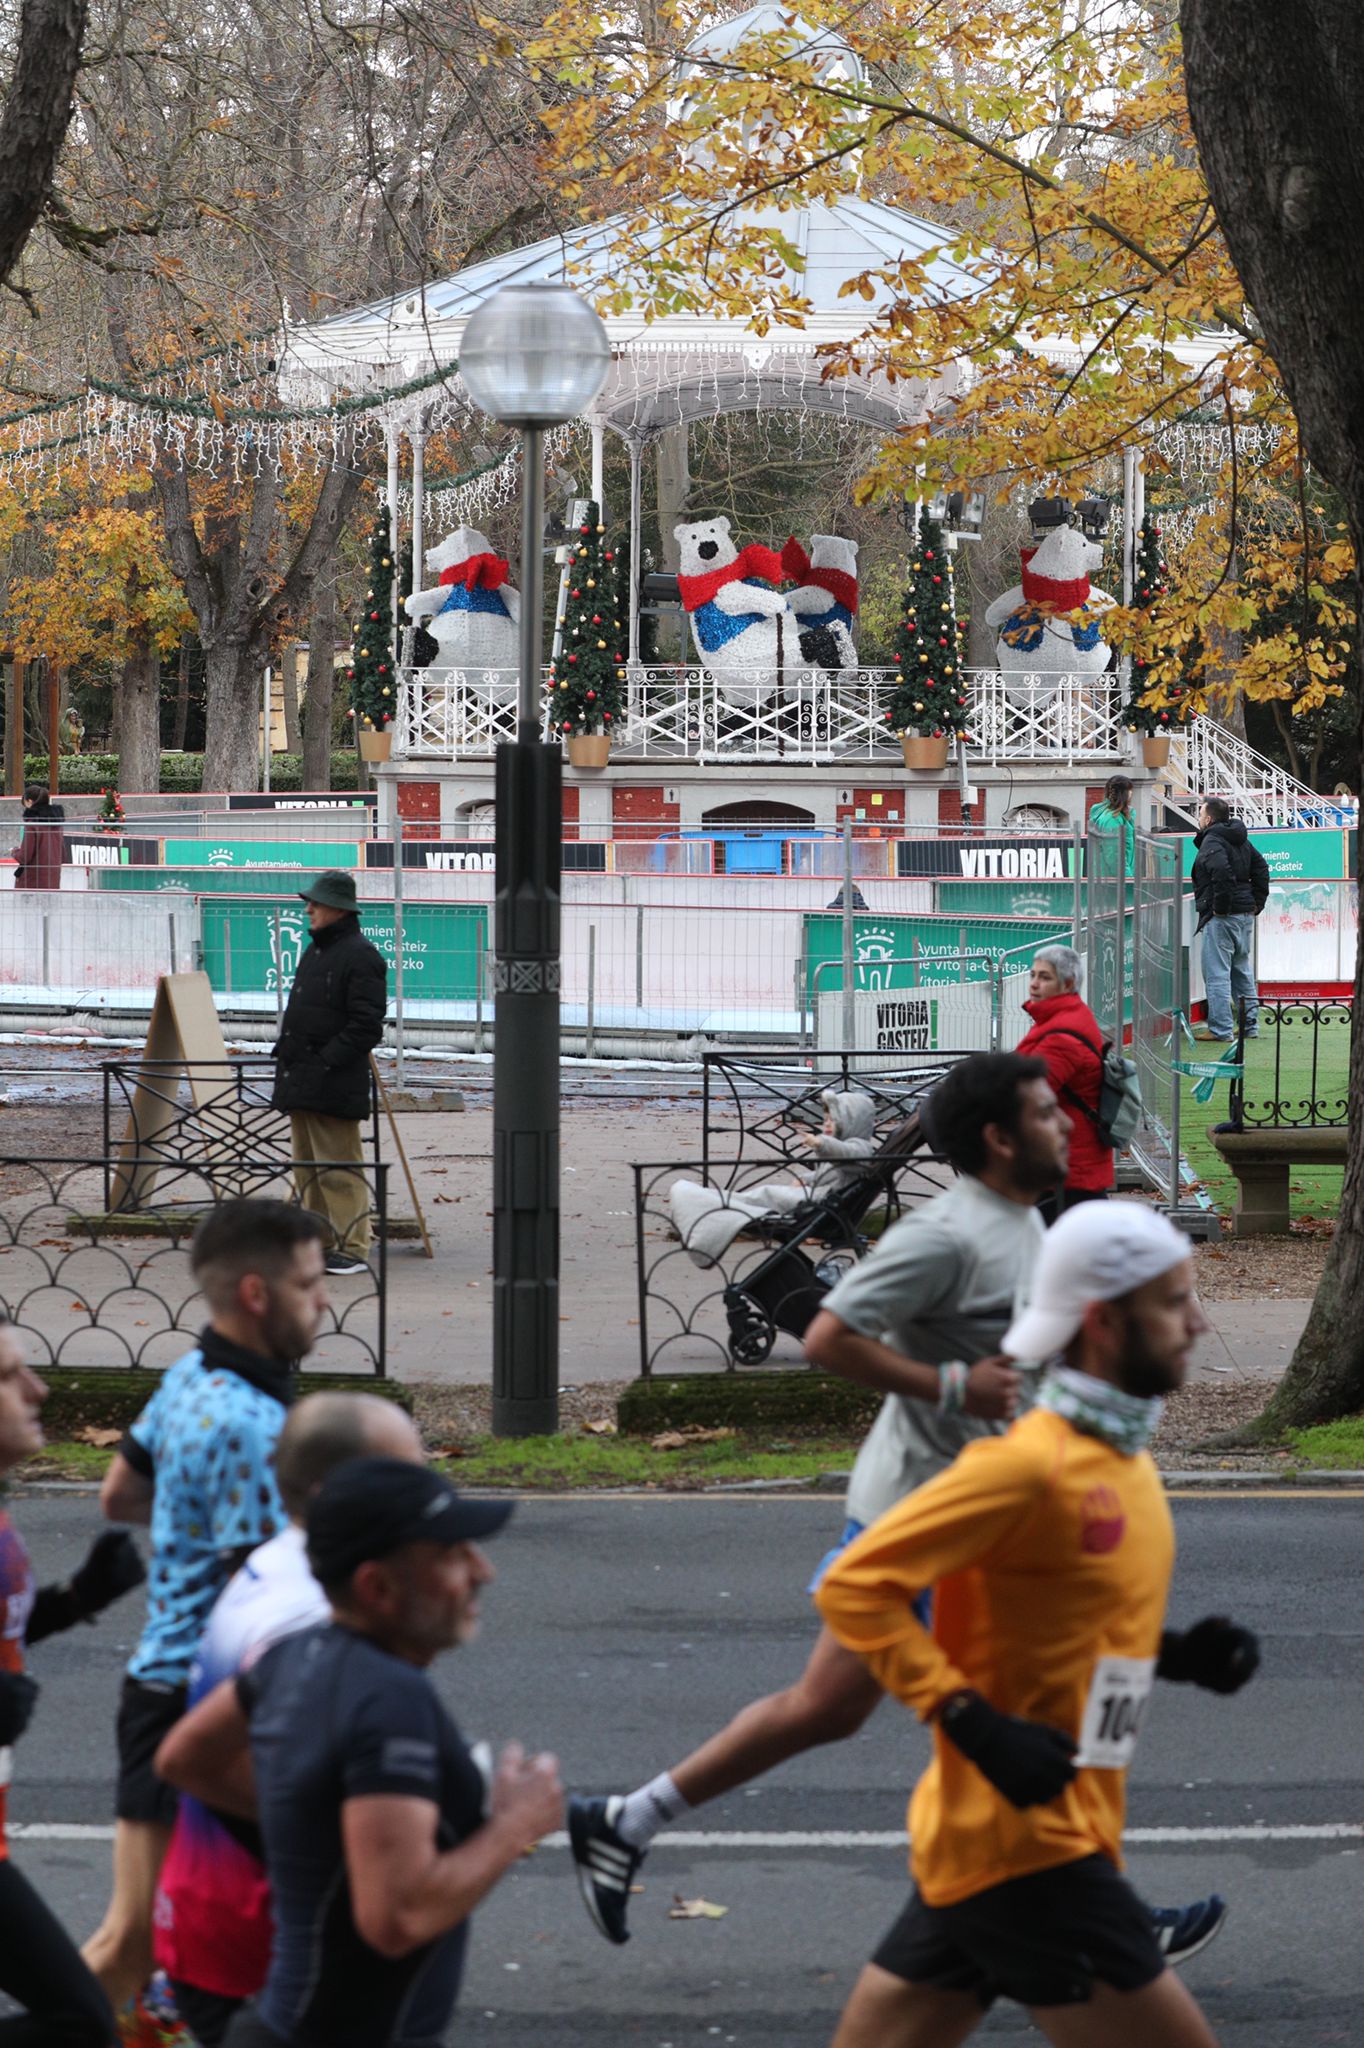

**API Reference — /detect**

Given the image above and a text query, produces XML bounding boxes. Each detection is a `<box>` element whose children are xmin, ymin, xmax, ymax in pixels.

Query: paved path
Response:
<box><xmin>9</xmin><ymin>1493</ymin><xmax>1361</xmax><ymax>2042</ymax></box>
<box><xmin>380</xmin><ymin>1101</ymin><xmax>1312</xmax><ymax>1385</ymax></box>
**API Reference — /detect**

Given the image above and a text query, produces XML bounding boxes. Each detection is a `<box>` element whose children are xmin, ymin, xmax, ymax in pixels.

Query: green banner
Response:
<box><xmin>1180</xmin><ymin>828</ymin><xmax>1347</xmax><ymax>883</ymax></box>
<box><xmin>95</xmin><ymin>868</ymin><xmax>324</xmax><ymax>897</ymax></box>
<box><xmin>200</xmin><ymin>899</ymin><xmax>488</xmax><ymax>1001</ymax></box>
<box><xmin>803</xmin><ymin>912</ymin><xmax>1068</xmax><ymax>1000</ymax></box>
<box><xmin>937</xmin><ymin>881</ymin><xmax>1075</xmax><ymax>919</ymax></box>
<box><xmin>163</xmin><ymin>839</ymin><xmax>362</xmax><ymax>871</ymax></box>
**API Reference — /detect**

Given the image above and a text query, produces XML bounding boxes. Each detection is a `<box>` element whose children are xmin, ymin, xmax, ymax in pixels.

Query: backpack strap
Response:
<box><xmin>1031</xmin><ymin>1026</ymin><xmax>1106</xmax><ymax>1130</ymax></box>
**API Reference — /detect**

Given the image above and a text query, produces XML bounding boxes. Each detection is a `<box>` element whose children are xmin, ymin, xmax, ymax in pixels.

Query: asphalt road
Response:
<box><xmin>7</xmin><ymin>1490</ymin><xmax>1364</xmax><ymax>2044</ymax></box>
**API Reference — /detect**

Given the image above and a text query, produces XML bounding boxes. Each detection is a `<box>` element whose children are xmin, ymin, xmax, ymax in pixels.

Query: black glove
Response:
<box><xmin>72</xmin><ymin>1530</ymin><xmax>146</xmax><ymax>1617</ymax></box>
<box><xmin>938</xmin><ymin>1690</ymin><xmax>1077</xmax><ymax>1809</ymax></box>
<box><xmin>1158</xmin><ymin>1617</ymin><xmax>1260</xmax><ymax>1695</ymax></box>
<box><xmin>0</xmin><ymin>1670</ymin><xmax>39</xmax><ymax>1746</ymax></box>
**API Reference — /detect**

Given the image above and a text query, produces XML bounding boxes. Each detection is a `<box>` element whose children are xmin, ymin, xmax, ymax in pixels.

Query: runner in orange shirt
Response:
<box><xmin>816</xmin><ymin>1202</ymin><xmax>1259</xmax><ymax>2048</ymax></box>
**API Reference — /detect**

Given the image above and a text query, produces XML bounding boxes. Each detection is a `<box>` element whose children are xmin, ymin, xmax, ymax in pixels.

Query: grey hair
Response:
<box><xmin>1034</xmin><ymin>943</ymin><xmax>1083</xmax><ymax>989</ymax></box>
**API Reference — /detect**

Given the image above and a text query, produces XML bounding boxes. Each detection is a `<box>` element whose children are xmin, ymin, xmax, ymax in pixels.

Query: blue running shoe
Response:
<box><xmin>1150</xmin><ymin>1894</ymin><xmax>1227</xmax><ymax>1967</ymax></box>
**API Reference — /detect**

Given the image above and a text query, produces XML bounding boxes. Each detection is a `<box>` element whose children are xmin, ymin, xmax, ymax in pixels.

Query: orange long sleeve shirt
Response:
<box><xmin>815</xmin><ymin>1406</ymin><xmax>1174</xmax><ymax>1906</ymax></box>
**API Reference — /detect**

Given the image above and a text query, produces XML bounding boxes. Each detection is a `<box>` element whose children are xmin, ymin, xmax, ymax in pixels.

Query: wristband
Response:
<box><xmin>938</xmin><ymin>1360</ymin><xmax>969</xmax><ymax>1414</ymax></box>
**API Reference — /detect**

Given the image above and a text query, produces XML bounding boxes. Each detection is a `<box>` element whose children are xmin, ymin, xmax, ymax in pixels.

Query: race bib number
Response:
<box><xmin>1075</xmin><ymin>1656</ymin><xmax>1154</xmax><ymax>1769</ymax></box>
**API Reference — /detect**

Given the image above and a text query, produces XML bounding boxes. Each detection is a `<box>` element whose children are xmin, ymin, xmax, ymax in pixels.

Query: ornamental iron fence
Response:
<box><xmin>0</xmin><ymin>1156</ymin><xmax>386</xmax><ymax>1374</ymax></box>
<box><xmin>1226</xmin><ymin>997</ymin><xmax>1352</xmax><ymax>1130</ymax></box>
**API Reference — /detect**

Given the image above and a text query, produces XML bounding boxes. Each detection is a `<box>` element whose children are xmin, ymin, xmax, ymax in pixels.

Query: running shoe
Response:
<box><xmin>568</xmin><ymin>1794</ymin><xmax>644</xmax><ymax>1945</ymax></box>
<box><xmin>1150</xmin><ymin>1894</ymin><xmax>1227</xmax><ymax>1967</ymax></box>
<box><xmin>116</xmin><ymin>1979</ymin><xmax>194</xmax><ymax>2047</ymax></box>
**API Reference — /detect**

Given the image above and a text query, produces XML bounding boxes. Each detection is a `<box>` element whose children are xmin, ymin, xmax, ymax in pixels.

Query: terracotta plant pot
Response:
<box><xmin>1141</xmin><ymin>735</ymin><xmax>1171</xmax><ymax>768</ymax></box>
<box><xmin>566</xmin><ymin>733</ymin><xmax>611</xmax><ymax>769</ymax></box>
<box><xmin>901</xmin><ymin>733</ymin><xmax>950</xmax><ymax>771</ymax></box>
<box><xmin>358</xmin><ymin>727</ymin><xmax>393</xmax><ymax>763</ymax></box>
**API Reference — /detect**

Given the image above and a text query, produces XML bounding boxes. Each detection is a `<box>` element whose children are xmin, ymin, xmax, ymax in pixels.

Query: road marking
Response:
<box><xmin>11</xmin><ymin>1822</ymin><xmax>1361</xmax><ymax>1848</ymax></box>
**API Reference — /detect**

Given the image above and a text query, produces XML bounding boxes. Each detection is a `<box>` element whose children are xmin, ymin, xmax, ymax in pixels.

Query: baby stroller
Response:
<box><xmin>722</xmin><ymin>1109</ymin><xmax>934</xmax><ymax>1364</ymax></box>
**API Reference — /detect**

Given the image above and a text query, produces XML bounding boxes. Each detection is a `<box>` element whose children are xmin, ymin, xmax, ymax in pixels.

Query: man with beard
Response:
<box><xmin>83</xmin><ymin>1200</ymin><xmax>327</xmax><ymax>2029</ymax></box>
<box><xmin>817</xmin><ymin>1202</ymin><xmax>1259</xmax><ymax>2048</ymax></box>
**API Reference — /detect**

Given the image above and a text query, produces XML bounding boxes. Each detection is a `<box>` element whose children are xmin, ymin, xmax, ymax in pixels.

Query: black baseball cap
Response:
<box><xmin>306</xmin><ymin>1456</ymin><xmax>513</xmax><ymax>1585</ymax></box>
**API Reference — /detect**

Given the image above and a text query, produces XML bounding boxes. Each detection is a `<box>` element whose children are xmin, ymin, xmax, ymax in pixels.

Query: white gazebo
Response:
<box><xmin>280</xmin><ymin>4</ymin><xmax>1236</xmax><ymax>779</ymax></box>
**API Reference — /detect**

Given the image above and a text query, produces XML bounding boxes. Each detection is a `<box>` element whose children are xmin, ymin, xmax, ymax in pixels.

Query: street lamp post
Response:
<box><xmin>458</xmin><ymin>283</ymin><xmax>610</xmax><ymax>1437</ymax></box>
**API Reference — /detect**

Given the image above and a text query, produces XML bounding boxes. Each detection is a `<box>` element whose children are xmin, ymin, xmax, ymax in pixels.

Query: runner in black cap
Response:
<box><xmin>159</xmin><ymin>1458</ymin><xmax>562</xmax><ymax>2048</ymax></box>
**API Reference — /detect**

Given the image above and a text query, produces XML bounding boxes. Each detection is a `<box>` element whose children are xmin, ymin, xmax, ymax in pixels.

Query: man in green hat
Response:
<box><xmin>271</xmin><ymin>872</ymin><xmax>387</xmax><ymax>1275</ymax></box>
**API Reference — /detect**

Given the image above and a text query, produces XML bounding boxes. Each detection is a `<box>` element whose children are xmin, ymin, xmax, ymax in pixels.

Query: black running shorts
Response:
<box><xmin>115</xmin><ymin>1675</ymin><xmax>188</xmax><ymax>1826</ymax></box>
<box><xmin>872</xmin><ymin>1853</ymin><xmax>1166</xmax><ymax>2009</ymax></box>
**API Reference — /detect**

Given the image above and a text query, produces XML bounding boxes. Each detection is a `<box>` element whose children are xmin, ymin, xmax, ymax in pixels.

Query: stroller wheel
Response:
<box><xmin>724</xmin><ymin>1289</ymin><xmax>775</xmax><ymax>1365</ymax></box>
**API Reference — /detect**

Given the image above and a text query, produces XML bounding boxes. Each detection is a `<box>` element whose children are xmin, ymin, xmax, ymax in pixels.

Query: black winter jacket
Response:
<box><xmin>271</xmin><ymin>913</ymin><xmax>387</xmax><ymax>1120</ymax></box>
<box><xmin>1191</xmin><ymin>820</ymin><xmax>1271</xmax><ymax>932</ymax></box>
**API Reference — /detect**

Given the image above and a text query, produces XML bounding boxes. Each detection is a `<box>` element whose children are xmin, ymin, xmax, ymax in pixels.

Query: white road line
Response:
<box><xmin>11</xmin><ymin>1822</ymin><xmax>1362</xmax><ymax>1847</ymax></box>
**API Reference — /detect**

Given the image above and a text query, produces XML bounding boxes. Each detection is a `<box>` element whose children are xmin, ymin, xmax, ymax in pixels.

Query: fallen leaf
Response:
<box><xmin>669</xmin><ymin>1895</ymin><xmax>727</xmax><ymax>1920</ymax></box>
<box><xmin>75</xmin><ymin>1426</ymin><xmax>121</xmax><ymax>1447</ymax></box>
<box><xmin>583</xmin><ymin>1418</ymin><xmax>617</xmax><ymax>1436</ymax></box>
<box><xmin>434</xmin><ymin>1443</ymin><xmax>469</xmax><ymax>1458</ymax></box>
<box><xmin>650</xmin><ymin>1427</ymin><xmax>736</xmax><ymax>1451</ymax></box>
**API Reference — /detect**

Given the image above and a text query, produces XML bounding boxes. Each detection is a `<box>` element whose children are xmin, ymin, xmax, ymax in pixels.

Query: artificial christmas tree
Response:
<box><xmin>96</xmin><ymin>783</ymin><xmax>125</xmax><ymax>834</ymax></box>
<box><xmin>1121</xmin><ymin>513</ymin><xmax>1190</xmax><ymax>760</ymax></box>
<box><xmin>347</xmin><ymin>512</ymin><xmax>400</xmax><ymax>753</ymax></box>
<box><xmin>548</xmin><ymin>501</ymin><xmax>626</xmax><ymax>762</ymax></box>
<box><xmin>884</xmin><ymin>514</ymin><xmax>969</xmax><ymax>766</ymax></box>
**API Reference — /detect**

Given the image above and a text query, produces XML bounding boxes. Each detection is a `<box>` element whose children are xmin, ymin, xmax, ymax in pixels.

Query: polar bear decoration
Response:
<box><xmin>675</xmin><ymin>516</ymin><xmax>791</xmax><ymax>707</ymax></box>
<box><xmin>405</xmin><ymin>526</ymin><xmax>521</xmax><ymax>676</ymax></box>
<box><xmin>781</xmin><ymin>533</ymin><xmax>859</xmax><ymax>672</ymax></box>
<box><xmin>984</xmin><ymin>520</ymin><xmax>1115</xmax><ymax>706</ymax></box>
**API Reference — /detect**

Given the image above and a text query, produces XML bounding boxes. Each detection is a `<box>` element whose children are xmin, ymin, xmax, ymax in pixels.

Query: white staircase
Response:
<box><xmin>1166</xmin><ymin>718</ymin><xmax>1334</xmax><ymax>829</ymax></box>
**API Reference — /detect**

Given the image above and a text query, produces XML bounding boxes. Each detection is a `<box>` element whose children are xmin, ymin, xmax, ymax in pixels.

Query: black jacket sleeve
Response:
<box><xmin>1249</xmin><ymin>846</ymin><xmax>1270</xmax><ymax>913</ymax></box>
<box><xmin>319</xmin><ymin>946</ymin><xmax>388</xmax><ymax>1068</ymax></box>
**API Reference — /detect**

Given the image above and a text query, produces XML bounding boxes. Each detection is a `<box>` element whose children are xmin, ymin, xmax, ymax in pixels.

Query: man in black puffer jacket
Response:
<box><xmin>1190</xmin><ymin>798</ymin><xmax>1270</xmax><ymax>1042</ymax></box>
<box><xmin>272</xmin><ymin>872</ymin><xmax>387</xmax><ymax>1275</ymax></box>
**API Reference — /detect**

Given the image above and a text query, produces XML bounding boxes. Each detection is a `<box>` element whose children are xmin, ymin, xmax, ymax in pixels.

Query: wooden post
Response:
<box><xmin>46</xmin><ymin>665</ymin><xmax>61</xmax><ymax>796</ymax></box>
<box><xmin>6</xmin><ymin>657</ymin><xmax>24</xmax><ymax>798</ymax></box>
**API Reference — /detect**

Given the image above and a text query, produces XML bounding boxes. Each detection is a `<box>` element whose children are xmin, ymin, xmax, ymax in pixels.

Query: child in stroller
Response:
<box><xmin>669</xmin><ymin>1090</ymin><xmax>877</xmax><ymax>1269</ymax></box>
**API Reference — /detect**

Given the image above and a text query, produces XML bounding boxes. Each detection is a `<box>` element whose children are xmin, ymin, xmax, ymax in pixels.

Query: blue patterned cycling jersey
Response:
<box><xmin>125</xmin><ymin>1333</ymin><xmax>290</xmax><ymax>1687</ymax></box>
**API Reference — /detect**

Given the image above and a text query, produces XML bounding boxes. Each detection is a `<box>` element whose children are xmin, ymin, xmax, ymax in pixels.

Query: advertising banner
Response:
<box><xmin>896</xmin><ymin>836</ymin><xmax>1081</xmax><ymax>880</ymax></box>
<box><xmin>803</xmin><ymin>911</ymin><xmax>1068</xmax><ymax>1000</ymax></box>
<box><xmin>226</xmin><ymin>793</ymin><xmax>376</xmax><ymax>814</ymax></box>
<box><xmin>365</xmin><ymin>839</ymin><xmax>606</xmax><ymax>873</ymax></box>
<box><xmin>65</xmin><ymin>834</ymin><xmax>160</xmax><ymax>868</ymax></box>
<box><xmin>1179</xmin><ymin>827</ymin><xmax>1347</xmax><ymax>883</ymax></box>
<box><xmin>163</xmin><ymin>840</ymin><xmax>363</xmax><ymax>871</ymax></box>
<box><xmin>199</xmin><ymin>899</ymin><xmax>489</xmax><ymax>1001</ymax></box>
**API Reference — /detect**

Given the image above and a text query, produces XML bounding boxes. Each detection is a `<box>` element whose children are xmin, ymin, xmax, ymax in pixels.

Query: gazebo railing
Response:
<box><xmin>394</xmin><ymin>664</ymin><xmax>1129</xmax><ymax>765</ymax></box>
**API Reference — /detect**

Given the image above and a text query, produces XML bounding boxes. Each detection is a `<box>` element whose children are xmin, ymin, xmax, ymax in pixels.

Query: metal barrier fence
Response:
<box><xmin>1226</xmin><ymin>997</ymin><xmax>1352</xmax><ymax>1129</ymax></box>
<box><xmin>100</xmin><ymin>1059</ymin><xmax>382</xmax><ymax>1214</ymax></box>
<box><xmin>1129</xmin><ymin>832</ymin><xmax>1185</xmax><ymax>1211</ymax></box>
<box><xmin>0</xmin><ymin>1156</ymin><xmax>386</xmax><ymax>1373</ymax></box>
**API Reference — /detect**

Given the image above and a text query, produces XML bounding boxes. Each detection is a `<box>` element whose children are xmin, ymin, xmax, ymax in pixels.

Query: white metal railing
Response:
<box><xmin>393</xmin><ymin>664</ymin><xmax>1128</xmax><ymax>765</ymax></box>
<box><xmin>1167</xmin><ymin>719</ymin><xmax>1336</xmax><ymax>829</ymax></box>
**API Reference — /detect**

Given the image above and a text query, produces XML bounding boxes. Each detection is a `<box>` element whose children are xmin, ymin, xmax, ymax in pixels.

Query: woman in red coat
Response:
<box><xmin>1015</xmin><ymin>942</ymin><xmax>1113</xmax><ymax>1223</ymax></box>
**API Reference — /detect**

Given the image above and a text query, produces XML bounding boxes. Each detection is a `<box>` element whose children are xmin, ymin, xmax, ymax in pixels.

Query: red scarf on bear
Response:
<box><xmin>439</xmin><ymin>551</ymin><xmax>509</xmax><ymax>591</ymax></box>
<box><xmin>677</xmin><ymin>542</ymin><xmax>786</xmax><ymax>612</ymax></box>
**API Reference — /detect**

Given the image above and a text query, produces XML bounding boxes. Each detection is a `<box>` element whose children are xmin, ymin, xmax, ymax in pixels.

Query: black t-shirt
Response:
<box><xmin>236</xmin><ymin>1622</ymin><xmax>486</xmax><ymax>2048</ymax></box>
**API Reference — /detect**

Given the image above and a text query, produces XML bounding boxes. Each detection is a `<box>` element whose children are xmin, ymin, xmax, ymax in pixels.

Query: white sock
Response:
<box><xmin>614</xmin><ymin>1771</ymin><xmax>689</xmax><ymax>1849</ymax></box>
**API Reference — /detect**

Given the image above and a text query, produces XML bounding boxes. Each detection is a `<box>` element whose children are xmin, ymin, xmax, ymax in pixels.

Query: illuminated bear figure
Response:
<box><xmin>985</xmin><ymin>520</ymin><xmax>1115</xmax><ymax>706</ymax></box>
<box><xmin>674</xmin><ymin>516</ymin><xmax>789</xmax><ymax>708</ymax></box>
<box><xmin>405</xmin><ymin>526</ymin><xmax>521</xmax><ymax>675</ymax></box>
<box><xmin>781</xmin><ymin>533</ymin><xmax>859</xmax><ymax>672</ymax></box>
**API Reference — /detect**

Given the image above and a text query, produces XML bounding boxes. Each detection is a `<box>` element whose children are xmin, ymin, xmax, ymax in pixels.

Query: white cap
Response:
<box><xmin>1003</xmin><ymin>1202</ymin><xmax>1193</xmax><ymax>1362</ymax></box>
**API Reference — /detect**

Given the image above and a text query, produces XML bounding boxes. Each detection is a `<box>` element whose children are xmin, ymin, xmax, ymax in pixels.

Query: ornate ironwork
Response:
<box><xmin>101</xmin><ymin>1060</ymin><xmax>380</xmax><ymax>1214</ymax></box>
<box><xmin>635</xmin><ymin>1056</ymin><xmax>954</xmax><ymax>1375</ymax></box>
<box><xmin>700</xmin><ymin>1050</ymin><xmax>960</xmax><ymax>1182</ymax></box>
<box><xmin>1226</xmin><ymin>998</ymin><xmax>1352</xmax><ymax>1130</ymax></box>
<box><xmin>0</xmin><ymin>1157</ymin><xmax>387</xmax><ymax>1374</ymax></box>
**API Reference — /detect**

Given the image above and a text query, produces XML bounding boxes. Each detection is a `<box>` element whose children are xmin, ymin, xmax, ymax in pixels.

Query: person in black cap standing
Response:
<box><xmin>158</xmin><ymin>1458</ymin><xmax>563</xmax><ymax>2048</ymax></box>
<box><xmin>271</xmin><ymin>871</ymin><xmax>387</xmax><ymax>1276</ymax></box>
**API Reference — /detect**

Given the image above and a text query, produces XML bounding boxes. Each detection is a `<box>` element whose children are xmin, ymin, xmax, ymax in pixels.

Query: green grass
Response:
<box><xmin>1286</xmin><ymin>1417</ymin><xmax>1364</xmax><ymax>1468</ymax></box>
<box><xmin>1177</xmin><ymin>1014</ymin><xmax>1347</xmax><ymax>1224</ymax></box>
<box><xmin>13</xmin><ymin>1431</ymin><xmax>864</xmax><ymax>1491</ymax></box>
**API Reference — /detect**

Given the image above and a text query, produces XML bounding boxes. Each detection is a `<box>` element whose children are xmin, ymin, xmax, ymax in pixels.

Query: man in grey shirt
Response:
<box><xmin>569</xmin><ymin>1054</ymin><xmax>1065</xmax><ymax>1944</ymax></box>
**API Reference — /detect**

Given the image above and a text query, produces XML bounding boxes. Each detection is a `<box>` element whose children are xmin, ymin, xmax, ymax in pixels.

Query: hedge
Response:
<box><xmin>18</xmin><ymin>752</ymin><xmax>362</xmax><ymax>796</ymax></box>
<box><xmin>37</xmin><ymin>1369</ymin><xmax>412</xmax><ymax>1437</ymax></box>
<box><xmin>616</xmin><ymin>1371</ymin><xmax>882</xmax><ymax>1437</ymax></box>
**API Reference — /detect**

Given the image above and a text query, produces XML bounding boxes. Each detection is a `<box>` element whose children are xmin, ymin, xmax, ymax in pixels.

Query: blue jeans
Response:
<box><xmin>1201</xmin><ymin>913</ymin><xmax>1258</xmax><ymax>1038</ymax></box>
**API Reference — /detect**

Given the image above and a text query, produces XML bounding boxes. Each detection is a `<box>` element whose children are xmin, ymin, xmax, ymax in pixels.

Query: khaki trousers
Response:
<box><xmin>289</xmin><ymin>1110</ymin><xmax>371</xmax><ymax>1258</ymax></box>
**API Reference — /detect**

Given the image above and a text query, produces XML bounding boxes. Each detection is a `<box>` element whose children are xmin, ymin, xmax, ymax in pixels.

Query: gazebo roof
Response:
<box><xmin>281</xmin><ymin>194</ymin><xmax>979</xmax><ymax>437</ymax></box>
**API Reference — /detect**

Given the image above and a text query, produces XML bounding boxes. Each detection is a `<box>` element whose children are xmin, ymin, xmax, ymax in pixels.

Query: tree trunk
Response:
<box><xmin>0</xmin><ymin>0</ymin><xmax>87</xmax><ymax>289</ymax></box>
<box><xmin>301</xmin><ymin>559</ymin><xmax>338</xmax><ymax>791</ymax></box>
<box><xmin>202</xmin><ymin>640</ymin><xmax>266</xmax><ymax>792</ymax></box>
<box><xmin>280</xmin><ymin>641</ymin><xmax>302</xmax><ymax>753</ymax></box>
<box><xmin>1182</xmin><ymin>0</ymin><xmax>1364</xmax><ymax>1430</ymax></box>
<box><xmin>113</xmin><ymin>642</ymin><xmax>162</xmax><ymax>797</ymax></box>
